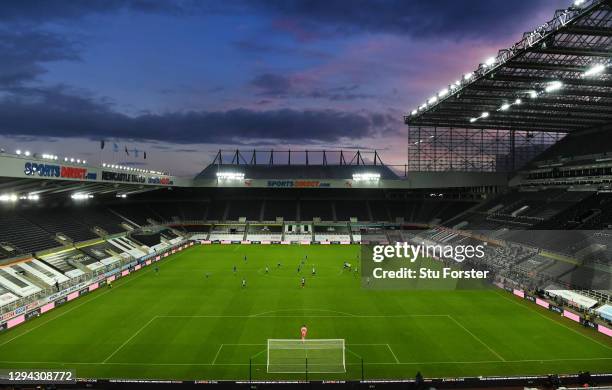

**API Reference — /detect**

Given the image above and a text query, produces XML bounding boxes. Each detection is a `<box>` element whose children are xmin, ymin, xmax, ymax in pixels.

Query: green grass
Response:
<box><xmin>0</xmin><ymin>244</ymin><xmax>610</xmax><ymax>380</ymax></box>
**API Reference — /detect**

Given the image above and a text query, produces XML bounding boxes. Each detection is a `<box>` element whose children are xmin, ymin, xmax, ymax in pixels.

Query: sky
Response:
<box><xmin>0</xmin><ymin>0</ymin><xmax>569</xmax><ymax>176</ymax></box>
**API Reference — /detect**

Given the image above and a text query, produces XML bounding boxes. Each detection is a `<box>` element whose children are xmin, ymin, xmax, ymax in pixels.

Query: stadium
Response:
<box><xmin>0</xmin><ymin>0</ymin><xmax>611</xmax><ymax>389</ymax></box>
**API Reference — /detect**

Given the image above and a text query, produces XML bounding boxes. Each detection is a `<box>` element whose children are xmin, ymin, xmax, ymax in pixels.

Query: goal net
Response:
<box><xmin>267</xmin><ymin>339</ymin><xmax>346</xmax><ymax>373</ymax></box>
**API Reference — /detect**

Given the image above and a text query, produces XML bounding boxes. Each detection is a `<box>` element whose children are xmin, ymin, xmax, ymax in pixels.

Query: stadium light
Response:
<box><xmin>464</xmin><ymin>72</ymin><xmax>473</xmax><ymax>80</ymax></box>
<box><xmin>71</xmin><ymin>193</ymin><xmax>93</xmax><ymax>200</ymax></box>
<box><xmin>545</xmin><ymin>81</ymin><xmax>563</xmax><ymax>92</ymax></box>
<box><xmin>428</xmin><ymin>96</ymin><xmax>437</xmax><ymax>104</ymax></box>
<box><xmin>15</xmin><ymin>149</ymin><xmax>21</xmax><ymax>155</ymax></box>
<box><xmin>514</xmin><ymin>98</ymin><xmax>522</xmax><ymax>105</ymax></box>
<box><xmin>352</xmin><ymin>173</ymin><xmax>380</xmax><ymax>182</ymax></box>
<box><xmin>438</xmin><ymin>88</ymin><xmax>449</xmax><ymax>97</ymax></box>
<box><xmin>484</xmin><ymin>57</ymin><xmax>495</xmax><ymax>67</ymax></box>
<box><xmin>481</xmin><ymin>112</ymin><xmax>489</xmax><ymax>118</ymax></box>
<box><xmin>469</xmin><ymin>118</ymin><xmax>477</xmax><ymax>123</ymax></box>
<box><xmin>0</xmin><ymin>194</ymin><xmax>18</xmax><ymax>202</ymax></box>
<box><xmin>411</xmin><ymin>110</ymin><xmax>417</xmax><ymax>115</ymax></box>
<box><xmin>116</xmin><ymin>194</ymin><xmax>127</xmax><ymax>198</ymax></box>
<box><xmin>583</xmin><ymin>64</ymin><xmax>606</xmax><ymax>77</ymax></box>
<box><xmin>500</xmin><ymin>103</ymin><xmax>510</xmax><ymax>111</ymax></box>
<box><xmin>216</xmin><ymin>172</ymin><xmax>245</xmax><ymax>180</ymax></box>
<box><xmin>24</xmin><ymin>151</ymin><xmax>31</xmax><ymax>156</ymax></box>
<box><xmin>527</xmin><ymin>90</ymin><xmax>538</xmax><ymax>99</ymax></box>
<box><xmin>574</xmin><ymin>0</ymin><xmax>586</xmax><ymax>6</ymax></box>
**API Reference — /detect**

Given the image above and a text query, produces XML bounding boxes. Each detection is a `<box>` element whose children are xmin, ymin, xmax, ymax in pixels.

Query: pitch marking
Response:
<box><xmin>103</xmin><ymin>316</ymin><xmax>159</xmax><ymax>363</ymax></box>
<box><xmin>1</xmin><ymin>357</ymin><xmax>611</xmax><ymax>366</ymax></box>
<box><xmin>495</xmin><ymin>291</ymin><xmax>612</xmax><ymax>351</ymax></box>
<box><xmin>211</xmin><ymin>344</ymin><xmax>223</xmax><ymax>365</ymax></box>
<box><xmin>447</xmin><ymin>315</ymin><xmax>505</xmax><ymax>361</ymax></box>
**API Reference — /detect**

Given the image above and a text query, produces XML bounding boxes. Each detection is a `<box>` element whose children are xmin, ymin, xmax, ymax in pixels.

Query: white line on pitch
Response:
<box><xmin>1</xmin><ymin>357</ymin><xmax>611</xmax><ymax>366</ymax></box>
<box><xmin>103</xmin><ymin>316</ymin><xmax>158</xmax><ymax>363</ymax></box>
<box><xmin>495</xmin><ymin>291</ymin><xmax>612</xmax><ymax>351</ymax></box>
<box><xmin>446</xmin><ymin>315</ymin><xmax>505</xmax><ymax>362</ymax></box>
<box><xmin>0</xmin><ymin>250</ymin><xmax>187</xmax><ymax>350</ymax></box>
<box><xmin>386</xmin><ymin>344</ymin><xmax>400</xmax><ymax>364</ymax></box>
<box><xmin>211</xmin><ymin>344</ymin><xmax>223</xmax><ymax>365</ymax></box>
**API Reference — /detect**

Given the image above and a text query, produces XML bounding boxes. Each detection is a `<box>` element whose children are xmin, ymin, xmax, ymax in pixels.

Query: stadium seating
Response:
<box><xmin>300</xmin><ymin>200</ymin><xmax>333</xmax><ymax>221</ymax></box>
<box><xmin>263</xmin><ymin>199</ymin><xmax>297</xmax><ymax>221</ymax></box>
<box><xmin>313</xmin><ymin>224</ymin><xmax>351</xmax><ymax>243</ymax></box>
<box><xmin>335</xmin><ymin>200</ymin><xmax>369</xmax><ymax>221</ymax></box>
<box><xmin>247</xmin><ymin>224</ymin><xmax>283</xmax><ymax>241</ymax></box>
<box><xmin>226</xmin><ymin>199</ymin><xmax>262</xmax><ymax>221</ymax></box>
<box><xmin>0</xmin><ymin>211</ymin><xmax>62</xmax><ymax>254</ymax></box>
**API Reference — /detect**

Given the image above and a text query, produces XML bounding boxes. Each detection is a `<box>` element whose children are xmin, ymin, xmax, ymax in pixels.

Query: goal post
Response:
<box><xmin>267</xmin><ymin>339</ymin><xmax>346</xmax><ymax>373</ymax></box>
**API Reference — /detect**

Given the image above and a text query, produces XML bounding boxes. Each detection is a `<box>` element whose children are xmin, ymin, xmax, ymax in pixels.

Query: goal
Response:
<box><xmin>267</xmin><ymin>339</ymin><xmax>346</xmax><ymax>373</ymax></box>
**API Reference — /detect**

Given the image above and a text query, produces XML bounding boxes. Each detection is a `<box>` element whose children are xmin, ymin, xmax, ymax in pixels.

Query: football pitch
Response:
<box><xmin>0</xmin><ymin>244</ymin><xmax>610</xmax><ymax>380</ymax></box>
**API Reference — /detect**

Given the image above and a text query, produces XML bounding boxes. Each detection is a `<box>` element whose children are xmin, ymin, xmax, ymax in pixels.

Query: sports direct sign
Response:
<box><xmin>361</xmin><ymin>241</ymin><xmax>493</xmax><ymax>291</ymax></box>
<box><xmin>24</xmin><ymin>161</ymin><xmax>97</xmax><ymax>180</ymax></box>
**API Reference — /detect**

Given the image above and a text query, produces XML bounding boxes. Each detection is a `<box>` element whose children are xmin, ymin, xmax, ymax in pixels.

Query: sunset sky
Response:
<box><xmin>0</xmin><ymin>0</ymin><xmax>569</xmax><ymax>176</ymax></box>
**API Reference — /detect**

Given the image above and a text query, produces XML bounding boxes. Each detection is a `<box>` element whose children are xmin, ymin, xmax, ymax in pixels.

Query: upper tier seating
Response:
<box><xmin>20</xmin><ymin>208</ymin><xmax>98</xmax><ymax>242</ymax></box>
<box><xmin>0</xmin><ymin>212</ymin><xmax>61</xmax><ymax>254</ymax></box>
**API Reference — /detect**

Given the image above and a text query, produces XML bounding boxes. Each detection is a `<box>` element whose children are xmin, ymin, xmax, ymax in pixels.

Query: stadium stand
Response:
<box><xmin>197</xmin><ymin>163</ymin><xmax>399</xmax><ymax>180</ymax></box>
<box><xmin>300</xmin><ymin>200</ymin><xmax>333</xmax><ymax>221</ymax></box>
<box><xmin>247</xmin><ymin>224</ymin><xmax>283</xmax><ymax>241</ymax></box>
<box><xmin>335</xmin><ymin>200</ymin><xmax>369</xmax><ymax>221</ymax></box>
<box><xmin>263</xmin><ymin>199</ymin><xmax>297</xmax><ymax>221</ymax></box>
<box><xmin>0</xmin><ymin>211</ymin><xmax>60</xmax><ymax>254</ymax></box>
<box><xmin>313</xmin><ymin>224</ymin><xmax>351</xmax><ymax>243</ymax></box>
<box><xmin>226</xmin><ymin>199</ymin><xmax>262</xmax><ymax>221</ymax></box>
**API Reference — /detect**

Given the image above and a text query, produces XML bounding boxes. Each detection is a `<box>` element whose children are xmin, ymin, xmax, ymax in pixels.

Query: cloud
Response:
<box><xmin>0</xmin><ymin>30</ymin><xmax>80</xmax><ymax>87</ymax></box>
<box><xmin>252</xmin><ymin>0</ymin><xmax>568</xmax><ymax>41</ymax></box>
<box><xmin>251</xmin><ymin>72</ymin><xmax>374</xmax><ymax>101</ymax></box>
<box><xmin>232</xmin><ymin>40</ymin><xmax>329</xmax><ymax>59</ymax></box>
<box><xmin>251</xmin><ymin>73</ymin><xmax>293</xmax><ymax>96</ymax></box>
<box><xmin>0</xmin><ymin>86</ymin><xmax>400</xmax><ymax>145</ymax></box>
<box><xmin>0</xmin><ymin>0</ymin><xmax>197</xmax><ymax>23</ymax></box>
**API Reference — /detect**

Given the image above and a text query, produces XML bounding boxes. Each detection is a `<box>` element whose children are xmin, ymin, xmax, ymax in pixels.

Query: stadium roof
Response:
<box><xmin>405</xmin><ymin>0</ymin><xmax>612</xmax><ymax>133</ymax></box>
<box><xmin>196</xmin><ymin>149</ymin><xmax>400</xmax><ymax>180</ymax></box>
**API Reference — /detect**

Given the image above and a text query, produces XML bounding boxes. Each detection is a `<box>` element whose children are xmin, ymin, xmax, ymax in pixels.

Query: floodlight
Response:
<box><xmin>528</xmin><ymin>90</ymin><xmax>538</xmax><ymax>98</ymax></box>
<box><xmin>583</xmin><ymin>64</ymin><xmax>605</xmax><ymax>77</ymax></box>
<box><xmin>545</xmin><ymin>81</ymin><xmax>563</xmax><ymax>92</ymax></box>
<box><xmin>481</xmin><ymin>112</ymin><xmax>489</xmax><ymax>118</ymax></box>
<box><xmin>15</xmin><ymin>150</ymin><xmax>21</xmax><ymax>155</ymax></box>
<box><xmin>216</xmin><ymin>172</ymin><xmax>245</xmax><ymax>180</ymax></box>
<box><xmin>428</xmin><ymin>96</ymin><xmax>437</xmax><ymax>104</ymax></box>
<box><xmin>411</xmin><ymin>110</ymin><xmax>417</xmax><ymax>115</ymax></box>
<box><xmin>0</xmin><ymin>194</ymin><xmax>18</xmax><ymax>202</ymax></box>
<box><xmin>500</xmin><ymin>103</ymin><xmax>510</xmax><ymax>111</ymax></box>
<box><xmin>438</xmin><ymin>88</ymin><xmax>448</xmax><ymax>97</ymax></box>
<box><xmin>469</xmin><ymin>118</ymin><xmax>477</xmax><ymax>123</ymax></box>
<box><xmin>574</xmin><ymin>0</ymin><xmax>586</xmax><ymax>6</ymax></box>
<box><xmin>352</xmin><ymin>173</ymin><xmax>380</xmax><ymax>181</ymax></box>
<box><xmin>71</xmin><ymin>193</ymin><xmax>93</xmax><ymax>200</ymax></box>
<box><xmin>514</xmin><ymin>98</ymin><xmax>522</xmax><ymax>105</ymax></box>
<box><xmin>484</xmin><ymin>57</ymin><xmax>495</xmax><ymax>66</ymax></box>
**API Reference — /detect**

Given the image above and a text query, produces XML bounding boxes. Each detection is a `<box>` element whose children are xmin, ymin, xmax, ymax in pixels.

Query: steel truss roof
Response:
<box><xmin>406</xmin><ymin>0</ymin><xmax>612</xmax><ymax>132</ymax></box>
